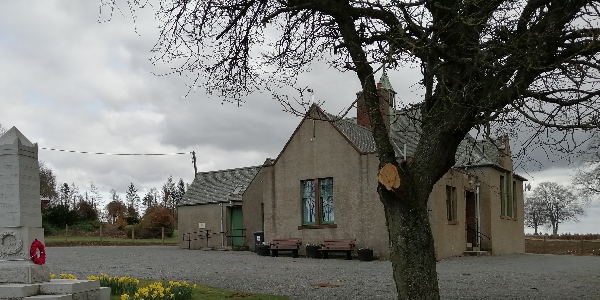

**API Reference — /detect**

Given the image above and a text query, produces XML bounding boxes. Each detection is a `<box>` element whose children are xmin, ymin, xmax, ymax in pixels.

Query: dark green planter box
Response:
<box><xmin>256</xmin><ymin>245</ymin><xmax>270</xmax><ymax>256</ymax></box>
<box><xmin>358</xmin><ymin>249</ymin><xmax>373</xmax><ymax>261</ymax></box>
<box><xmin>306</xmin><ymin>245</ymin><xmax>321</xmax><ymax>258</ymax></box>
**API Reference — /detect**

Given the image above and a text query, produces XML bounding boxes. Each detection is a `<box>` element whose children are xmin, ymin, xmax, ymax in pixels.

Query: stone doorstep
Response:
<box><xmin>39</xmin><ymin>280</ymin><xmax>100</xmax><ymax>295</ymax></box>
<box><xmin>463</xmin><ymin>250</ymin><xmax>490</xmax><ymax>256</ymax></box>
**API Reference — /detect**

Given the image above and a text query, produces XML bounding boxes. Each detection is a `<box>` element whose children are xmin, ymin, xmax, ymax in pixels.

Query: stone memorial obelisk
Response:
<box><xmin>0</xmin><ymin>127</ymin><xmax>50</xmax><ymax>283</ymax></box>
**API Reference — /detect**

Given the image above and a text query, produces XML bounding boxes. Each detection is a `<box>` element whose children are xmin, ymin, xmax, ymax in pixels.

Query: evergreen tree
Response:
<box><xmin>59</xmin><ymin>183</ymin><xmax>70</xmax><ymax>207</ymax></box>
<box><xmin>162</xmin><ymin>176</ymin><xmax>176</xmax><ymax>213</ymax></box>
<box><xmin>175</xmin><ymin>178</ymin><xmax>186</xmax><ymax>207</ymax></box>
<box><xmin>125</xmin><ymin>183</ymin><xmax>141</xmax><ymax>224</ymax></box>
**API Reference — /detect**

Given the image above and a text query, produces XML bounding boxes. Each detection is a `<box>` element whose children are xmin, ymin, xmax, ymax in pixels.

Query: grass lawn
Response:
<box><xmin>108</xmin><ymin>279</ymin><xmax>290</xmax><ymax>300</ymax></box>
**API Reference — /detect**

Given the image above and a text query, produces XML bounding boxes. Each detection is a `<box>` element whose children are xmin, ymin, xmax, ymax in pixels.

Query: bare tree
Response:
<box><xmin>0</xmin><ymin>123</ymin><xmax>7</xmax><ymax>136</ymax></box>
<box><xmin>573</xmin><ymin>135</ymin><xmax>600</xmax><ymax>198</ymax></box>
<box><xmin>89</xmin><ymin>182</ymin><xmax>103</xmax><ymax>210</ymax></box>
<box><xmin>524</xmin><ymin>194</ymin><xmax>547</xmax><ymax>235</ymax></box>
<box><xmin>39</xmin><ymin>161</ymin><xmax>59</xmax><ymax>200</ymax></box>
<box><xmin>530</xmin><ymin>182</ymin><xmax>585</xmax><ymax>235</ymax></box>
<box><xmin>142</xmin><ymin>187</ymin><xmax>161</xmax><ymax>210</ymax></box>
<box><xmin>105</xmin><ymin>1</ymin><xmax>600</xmax><ymax>298</ymax></box>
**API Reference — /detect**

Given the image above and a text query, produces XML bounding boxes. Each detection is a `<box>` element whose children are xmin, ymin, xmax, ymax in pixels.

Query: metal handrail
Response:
<box><xmin>224</xmin><ymin>228</ymin><xmax>246</xmax><ymax>238</ymax></box>
<box><xmin>466</xmin><ymin>226</ymin><xmax>491</xmax><ymax>241</ymax></box>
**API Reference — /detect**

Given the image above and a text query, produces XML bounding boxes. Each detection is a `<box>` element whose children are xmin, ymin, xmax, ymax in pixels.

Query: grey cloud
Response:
<box><xmin>2</xmin><ymin>0</ymin><xmax>595</xmax><ymax>224</ymax></box>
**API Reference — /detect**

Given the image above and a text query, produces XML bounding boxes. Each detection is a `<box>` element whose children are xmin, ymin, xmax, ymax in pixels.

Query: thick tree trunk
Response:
<box><xmin>380</xmin><ymin>185</ymin><xmax>439</xmax><ymax>299</ymax></box>
<box><xmin>332</xmin><ymin>12</ymin><xmax>470</xmax><ymax>299</ymax></box>
<box><xmin>374</xmin><ymin>110</ymin><xmax>468</xmax><ymax>299</ymax></box>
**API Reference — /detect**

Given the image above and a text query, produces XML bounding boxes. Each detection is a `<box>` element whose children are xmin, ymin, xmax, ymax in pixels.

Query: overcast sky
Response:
<box><xmin>0</xmin><ymin>1</ymin><xmax>597</xmax><ymax>233</ymax></box>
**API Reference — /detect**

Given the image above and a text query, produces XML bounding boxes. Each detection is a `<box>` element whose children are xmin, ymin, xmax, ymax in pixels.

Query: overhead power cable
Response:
<box><xmin>40</xmin><ymin>147</ymin><xmax>189</xmax><ymax>156</ymax></box>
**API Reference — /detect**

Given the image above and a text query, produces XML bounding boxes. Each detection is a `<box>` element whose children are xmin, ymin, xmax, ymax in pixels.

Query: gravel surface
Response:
<box><xmin>46</xmin><ymin>246</ymin><xmax>600</xmax><ymax>299</ymax></box>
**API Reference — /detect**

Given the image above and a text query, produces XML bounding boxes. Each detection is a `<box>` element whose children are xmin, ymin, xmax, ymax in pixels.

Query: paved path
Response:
<box><xmin>46</xmin><ymin>246</ymin><xmax>600</xmax><ymax>299</ymax></box>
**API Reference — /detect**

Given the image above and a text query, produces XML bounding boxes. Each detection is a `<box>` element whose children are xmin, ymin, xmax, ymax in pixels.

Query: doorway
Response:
<box><xmin>229</xmin><ymin>206</ymin><xmax>244</xmax><ymax>247</ymax></box>
<box><xmin>465</xmin><ymin>190</ymin><xmax>477</xmax><ymax>247</ymax></box>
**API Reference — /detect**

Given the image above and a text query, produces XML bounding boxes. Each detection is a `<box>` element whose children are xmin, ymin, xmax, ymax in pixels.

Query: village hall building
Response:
<box><xmin>177</xmin><ymin>75</ymin><xmax>526</xmax><ymax>259</ymax></box>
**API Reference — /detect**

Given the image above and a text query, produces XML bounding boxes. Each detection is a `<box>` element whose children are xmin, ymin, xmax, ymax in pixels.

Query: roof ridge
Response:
<box><xmin>196</xmin><ymin>165</ymin><xmax>262</xmax><ymax>175</ymax></box>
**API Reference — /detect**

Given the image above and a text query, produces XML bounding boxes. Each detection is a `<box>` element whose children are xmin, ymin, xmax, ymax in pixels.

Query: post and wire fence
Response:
<box><xmin>47</xmin><ymin>224</ymin><xmax>178</xmax><ymax>244</ymax></box>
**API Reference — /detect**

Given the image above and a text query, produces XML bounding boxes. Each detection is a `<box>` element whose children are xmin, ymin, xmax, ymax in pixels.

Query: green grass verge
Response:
<box><xmin>109</xmin><ymin>279</ymin><xmax>290</xmax><ymax>300</ymax></box>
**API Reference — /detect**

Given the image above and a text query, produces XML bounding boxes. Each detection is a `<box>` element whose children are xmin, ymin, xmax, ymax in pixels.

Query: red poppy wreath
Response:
<box><xmin>30</xmin><ymin>239</ymin><xmax>46</xmax><ymax>265</ymax></box>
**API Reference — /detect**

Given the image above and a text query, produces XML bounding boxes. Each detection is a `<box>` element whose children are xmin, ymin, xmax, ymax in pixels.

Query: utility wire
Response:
<box><xmin>40</xmin><ymin>147</ymin><xmax>189</xmax><ymax>156</ymax></box>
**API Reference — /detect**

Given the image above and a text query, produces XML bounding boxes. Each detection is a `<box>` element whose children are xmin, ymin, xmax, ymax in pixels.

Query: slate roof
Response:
<box><xmin>179</xmin><ymin>166</ymin><xmax>261</xmax><ymax>206</ymax></box>
<box><xmin>332</xmin><ymin>117</ymin><xmax>377</xmax><ymax>153</ymax></box>
<box><xmin>326</xmin><ymin>106</ymin><xmax>501</xmax><ymax>168</ymax></box>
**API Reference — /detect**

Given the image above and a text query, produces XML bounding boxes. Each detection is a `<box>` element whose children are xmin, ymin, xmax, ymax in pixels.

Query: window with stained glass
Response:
<box><xmin>300</xmin><ymin>177</ymin><xmax>334</xmax><ymax>225</ymax></box>
<box><xmin>301</xmin><ymin>180</ymin><xmax>316</xmax><ymax>225</ymax></box>
<box><xmin>319</xmin><ymin>178</ymin><xmax>334</xmax><ymax>224</ymax></box>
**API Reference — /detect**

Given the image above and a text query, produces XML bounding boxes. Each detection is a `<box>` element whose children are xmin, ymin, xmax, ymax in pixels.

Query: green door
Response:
<box><xmin>230</xmin><ymin>206</ymin><xmax>244</xmax><ymax>247</ymax></box>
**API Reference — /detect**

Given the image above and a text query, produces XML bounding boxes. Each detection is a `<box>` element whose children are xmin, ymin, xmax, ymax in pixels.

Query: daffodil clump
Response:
<box><xmin>50</xmin><ymin>273</ymin><xmax>78</xmax><ymax>280</ymax></box>
<box><xmin>121</xmin><ymin>281</ymin><xmax>196</xmax><ymax>300</ymax></box>
<box><xmin>87</xmin><ymin>273</ymin><xmax>140</xmax><ymax>295</ymax></box>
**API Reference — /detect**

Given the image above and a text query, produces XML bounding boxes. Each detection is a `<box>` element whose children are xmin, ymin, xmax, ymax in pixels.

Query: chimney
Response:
<box><xmin>497</xmin><ymin>134</ymin><xmax>513</xmax><ymax>170</ymax></box>
<box><xmin>356</xmin><ymin>73</ymin><xmax>396</xmax><ymax>129</ymax></box>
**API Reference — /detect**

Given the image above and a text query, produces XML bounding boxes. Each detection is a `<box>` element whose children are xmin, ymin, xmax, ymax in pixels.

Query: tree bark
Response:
<box><xmin>380</xmin><ymin>182</ymin><xmax>439</xmax><ymax>299</ymax></box>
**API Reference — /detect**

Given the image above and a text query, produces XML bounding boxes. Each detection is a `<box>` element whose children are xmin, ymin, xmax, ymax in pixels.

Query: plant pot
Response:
<box><xmin>357</xmin><ymin>249</ymin><xmax>373</xmax><ymax>261</ymax></box>
<box><xmin>256</xmin><ymin>245</ymin><xmax>270</xmax><ymax>256</ymax></box>
<box><xmin>306</xmin><ymin>245</ymin><xmax>321</xmax><ymax>258</ymax></box>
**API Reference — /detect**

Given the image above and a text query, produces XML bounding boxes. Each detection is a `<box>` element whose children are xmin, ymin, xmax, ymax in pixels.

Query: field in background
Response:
<box><xmin>45</xmin><ymin>230</ymin><xmax>179</xmax><ymax>246</ymax></box>
<box><xmin>45</xmin><ymin>232</ymin><xmax>600</xmax><ymax>255</ymax></box>
<box><xmin>525</xmin><ymin>235</ymin><xmax>600</xmax><ymax>256</ymax></box>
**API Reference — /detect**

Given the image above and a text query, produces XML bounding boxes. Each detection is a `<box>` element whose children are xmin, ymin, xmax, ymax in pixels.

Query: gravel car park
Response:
<box><xmin>47</xmin><ymin>246</ymin><xmax>600</xmax><ymax>300</ymax></box>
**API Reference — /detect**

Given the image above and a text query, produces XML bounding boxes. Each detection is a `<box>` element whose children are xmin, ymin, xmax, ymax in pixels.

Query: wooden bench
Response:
<box><xmin>270</xmin><ymin>238</ymin><xmax>302</xmax><ymax>258</ymax></box>
<box><xmin>320</xmin><ymin>239</ymin><xmax>356</xmax><ymax>260</ymax></box>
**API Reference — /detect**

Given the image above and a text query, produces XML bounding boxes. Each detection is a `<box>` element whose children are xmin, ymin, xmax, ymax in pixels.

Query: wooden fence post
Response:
<box><xmin>161</xmin><ymin>227</ymin><xmax>165</xmax><ymax>243</ymax></box>
<box><xmin>543</xmin><ymin>235</ymin><xmax>547</xmax><ymax>254</ymax></box>
<box><xmin>100</xmin><ymin>225</ymin><xmax>103</xmax><ymax>242</ymax></box>
<box><xmin>132</xmin><ymin>228</ymin><xmax>135</xmax><ymax>240</ymax></box>
<box><xmin>580</xmin><ymin>239</ymin><xmax>584</xmax><ymax>255</ymax></box>
<box><xmin>65</xmin><ymin>224</ymin><xmax>68</xmax><ymax>242</ymax></box>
